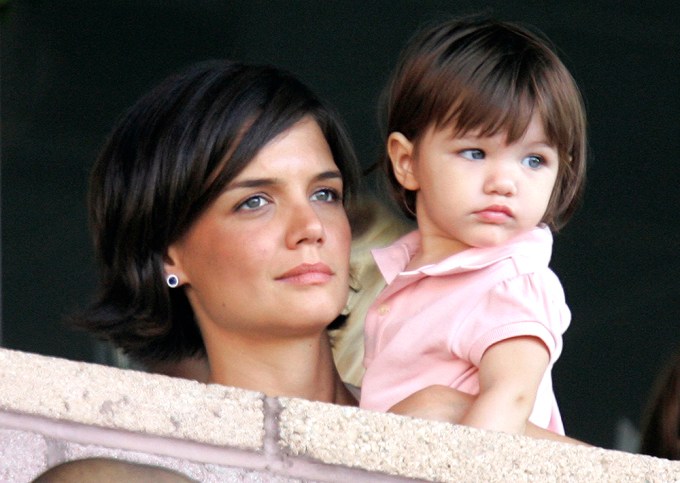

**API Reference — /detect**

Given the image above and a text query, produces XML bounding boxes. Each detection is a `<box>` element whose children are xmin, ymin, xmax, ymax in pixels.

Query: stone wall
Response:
<box><xmin>1</xmin><ymin>348</ymin><xmax>678</xmax><ymax>482</ymax></box>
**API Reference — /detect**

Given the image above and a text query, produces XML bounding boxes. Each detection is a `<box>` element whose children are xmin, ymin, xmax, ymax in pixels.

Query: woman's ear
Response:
<box><xmin>164</xmin><ymin>244</ymin><xmax>188</xmax><ymax>286</ymax></box>
<box><xmin>387</xmin><ymin>132</ymin><xmax>420</xmax><ymax>190</ymax></box>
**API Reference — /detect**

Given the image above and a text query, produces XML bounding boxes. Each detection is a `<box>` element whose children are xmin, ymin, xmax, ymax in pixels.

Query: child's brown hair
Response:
<box><xmin>382</xmin><ymin>17</ymin><xmax>587</xmax><ymax>230</ymax></box>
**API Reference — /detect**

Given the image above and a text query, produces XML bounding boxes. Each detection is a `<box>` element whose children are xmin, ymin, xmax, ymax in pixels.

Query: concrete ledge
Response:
<box><xmin>278</xmin><ymin>397</ymin><xmax>679</xmax><ymax>481</ymax></box>
<box><xmin>1</xmin><ymin>348</ymin><xmax>678</xmax><ymax>482</ymax></box>
<box><xmin>0</xmin><ymin>348</ymin><xmax>264</xmax><ymax>449</ymax></box>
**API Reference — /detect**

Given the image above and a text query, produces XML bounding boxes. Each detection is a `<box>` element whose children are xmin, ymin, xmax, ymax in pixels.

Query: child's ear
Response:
<box><xmin>387</xmin><ymin>132</ymin><xmax>420</xmax><ymax>190</ymax></box>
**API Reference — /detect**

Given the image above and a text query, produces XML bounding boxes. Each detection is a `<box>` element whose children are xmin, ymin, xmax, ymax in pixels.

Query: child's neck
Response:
<box><xmin>406</xmin><ymin>234</ymin><xmax>471</xmax><ymax>270</ymax></box>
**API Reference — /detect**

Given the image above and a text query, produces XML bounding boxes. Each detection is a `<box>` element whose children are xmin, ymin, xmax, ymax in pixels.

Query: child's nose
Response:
<box><xmin>484</xmin><ymin>164</ymin><xmax>518</xmax><ymax>196</ymax></box>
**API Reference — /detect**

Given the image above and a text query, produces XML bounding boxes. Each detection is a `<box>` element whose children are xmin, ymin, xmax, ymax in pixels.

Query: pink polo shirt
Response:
<box><xmin>360</xmin><ymin>226</ymin><xmax>569</xmax><ymax>434</ymax></box>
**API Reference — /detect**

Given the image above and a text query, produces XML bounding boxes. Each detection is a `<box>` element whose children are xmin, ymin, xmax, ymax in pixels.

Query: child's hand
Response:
<box><xmin>388</xmin><ymin>385</ymin><xmax>474</xmax><ymax>423</ymax></box>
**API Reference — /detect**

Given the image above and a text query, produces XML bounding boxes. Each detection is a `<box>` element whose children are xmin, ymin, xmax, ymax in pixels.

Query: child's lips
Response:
<box><xmin>474</xmin><ymin>205</ymin><xmax>513</xmax><ymax>223</ymax></box>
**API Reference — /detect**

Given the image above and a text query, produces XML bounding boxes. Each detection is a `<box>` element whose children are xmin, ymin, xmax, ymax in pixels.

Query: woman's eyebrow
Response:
<box><xmin>226</xmin><ymin>170</ymin><xmax>342</xmax><ymax>191</ymax></box>
<box><xmin>315</xmin><ymin>170</ymin><xmax>343</xmax><ymax>182</ymax></box>
<box><xmin>226</xmin><ymin>178</ymin><xmax>277</xmax><ymax>190</ymax></box>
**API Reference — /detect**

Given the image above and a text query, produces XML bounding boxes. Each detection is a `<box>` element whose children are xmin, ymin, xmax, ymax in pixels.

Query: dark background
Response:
<box><xmin>2</xmin><ymin>1</ymin><xmax>678</xmax><ymax>449</ymax></box>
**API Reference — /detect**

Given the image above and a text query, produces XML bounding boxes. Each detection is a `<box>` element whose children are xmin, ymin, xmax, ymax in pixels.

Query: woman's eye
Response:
<box><xmin>237</xmin><ymin>195</ymin><xmax>269</xmax><ymax>211</ymax></box>
<box><xmin>521</xmin><ymin>155</ymin><xmax>544</xmax><ymax>169</ymax></box>
<box><xmin>310</xmin><ymin>188</ymin><xmax>340</xmax><ymax>203</ymax></box>
<box><xmin>459</xmin><ymin>149</ymin><xmax>485</xmax><ymax>160</ymax></box>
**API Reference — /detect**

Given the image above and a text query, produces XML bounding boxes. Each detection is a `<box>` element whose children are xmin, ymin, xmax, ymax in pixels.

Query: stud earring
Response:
<box><xmin>166</xmin><ymin>274</ymin><xmax>179</xmax><ymax>288</ymax></box>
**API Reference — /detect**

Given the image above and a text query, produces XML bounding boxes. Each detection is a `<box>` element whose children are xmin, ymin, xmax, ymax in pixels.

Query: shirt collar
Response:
<box><xmin>373</xmin><ymin>225</ymin><xmax>553</xmax><ymax>283</ymax></box>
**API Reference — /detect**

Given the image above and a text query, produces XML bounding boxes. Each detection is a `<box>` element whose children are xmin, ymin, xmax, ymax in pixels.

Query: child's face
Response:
<box><xmin>392</xmin><ymin>113</ymin><xmax>558</xmax><ymax>258</ymax></box>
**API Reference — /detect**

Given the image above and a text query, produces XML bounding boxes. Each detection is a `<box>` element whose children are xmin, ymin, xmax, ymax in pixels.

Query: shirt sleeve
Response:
<box><xmin>449</xmin><ymin>268</ymin><xmax>571</xmax><ymax>367</ymax></box>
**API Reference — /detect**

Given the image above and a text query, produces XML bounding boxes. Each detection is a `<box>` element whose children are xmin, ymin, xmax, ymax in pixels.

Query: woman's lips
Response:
<box><xmin>276</xmin><ymin>263</ymin><xmax>333</xmax><ymax>284</ymax></box>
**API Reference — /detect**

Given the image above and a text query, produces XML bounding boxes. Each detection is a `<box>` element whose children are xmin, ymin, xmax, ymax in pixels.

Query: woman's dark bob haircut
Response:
<box><xmin>76</xmin><ymin>60</ymin><xmax>359</xmax><ymax>365</ymax></box>
<box><xmin>382</xmin><ymin>17</ymin><xmax>587</xmax><ymax>230</ymax></box>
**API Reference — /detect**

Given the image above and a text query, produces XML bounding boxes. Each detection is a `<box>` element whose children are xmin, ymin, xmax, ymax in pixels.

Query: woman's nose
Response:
<box><xmin>285</xmin><ymin>202</ymin><xmax>325</xmax><ymax>248</ymax></box>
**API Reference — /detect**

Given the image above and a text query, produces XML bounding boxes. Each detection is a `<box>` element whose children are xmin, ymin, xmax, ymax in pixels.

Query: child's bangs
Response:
<box><xmin>439</xmin><ymin>69</ymin><xmax>540</xmax><ymax>144</ymax></box>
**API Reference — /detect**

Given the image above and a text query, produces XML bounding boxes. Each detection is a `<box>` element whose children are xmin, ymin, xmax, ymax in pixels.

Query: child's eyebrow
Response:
<box><xmin>446</xmin><ymin>127</ymin><xmax>488</xmax><ymax>140</ymax></box>
<box><xmin>524</xmin><ymin>139</ymin><xmax>558</xmax><ymax>150</ymax></box>
<box><xmin>448</xmin><ymin>133</ymin><xmax>559</xmax><ymax>154</ymax></box>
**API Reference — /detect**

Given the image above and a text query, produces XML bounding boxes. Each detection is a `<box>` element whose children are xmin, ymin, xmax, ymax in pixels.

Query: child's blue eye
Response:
<box><xmin>459</xmin><ymin>149</ymin><xmax>485</xmax><ymax>160</ymax></box>
<box><xmin>311</xmin><ymin>188</ymin><xmax>340</xmax><ymax>203</ymax></box>
<box><xmin>521</xmin><ymin>155</ymin><xmax>544</xmax><ymax>169</ymax></box>
<box><xmin>237</xmin><ymin>195</ymin><xmax>269</xmax><ymax>211</ymax></box>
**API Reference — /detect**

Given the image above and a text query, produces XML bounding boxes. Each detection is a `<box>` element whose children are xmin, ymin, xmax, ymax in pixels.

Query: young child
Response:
<box><xmin>360</xmin><ymin>17</ymin><xmax>587</xmax><ymax>435</ymax></box>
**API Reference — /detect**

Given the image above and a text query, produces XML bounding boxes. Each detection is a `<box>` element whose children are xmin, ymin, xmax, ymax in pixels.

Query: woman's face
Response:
<box><xmin>166</xmin><ymin>118</ymin><xmax>351</xmax><ymax>340</ymax></box>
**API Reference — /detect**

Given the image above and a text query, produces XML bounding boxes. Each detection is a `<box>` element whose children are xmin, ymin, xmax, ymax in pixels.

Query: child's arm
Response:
<box><xmin>460</xmin><ymin>336</ymin><xmax>550</xmax><ymax>434</ymax></box>
<box><xmin>389</xmin><ymin>384</ymin><xmax>471</xmax><ymax>423</ymax></box>
<box><xmin>389</xmin><ymin>385</ymin><xmax>589</xmax><ymax>445</ymax></box>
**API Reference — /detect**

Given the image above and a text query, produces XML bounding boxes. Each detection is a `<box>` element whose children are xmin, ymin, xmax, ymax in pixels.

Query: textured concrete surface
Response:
<box><xmin>0</xmin><ymin>427</ymin><xmax>301</xmax><ymax>482</ymax></box>
<box><xmin>1</xmin><ymin>347</ymin><xmax>679</xmax><ymax>482</ymax></box>
<box><xmin>0</xmin><ymin>348</ymin><xmax>264</xmax><ymax>449</ymax></box>
<box><xmin>0</xmin><ymin>429</ymin><xmax>50</xmax><ymax>482</ymax></box>
<box><xmin>279</xmin><ymin>392</ymin><xmax>680</xmax><ymax>482</ymax></box>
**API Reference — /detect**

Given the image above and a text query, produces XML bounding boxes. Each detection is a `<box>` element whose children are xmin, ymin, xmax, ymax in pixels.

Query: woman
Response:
<box><xmin>77</xmin><ymin>59</ymin><xmax>359</xmax><ymax>406</ymax></box>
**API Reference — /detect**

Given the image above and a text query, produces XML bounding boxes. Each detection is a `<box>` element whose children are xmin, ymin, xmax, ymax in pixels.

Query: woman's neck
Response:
<box><xmin>204</xmin><ymin>330</ymin><xmax>356</xmax><ymax>407</ymax></box>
